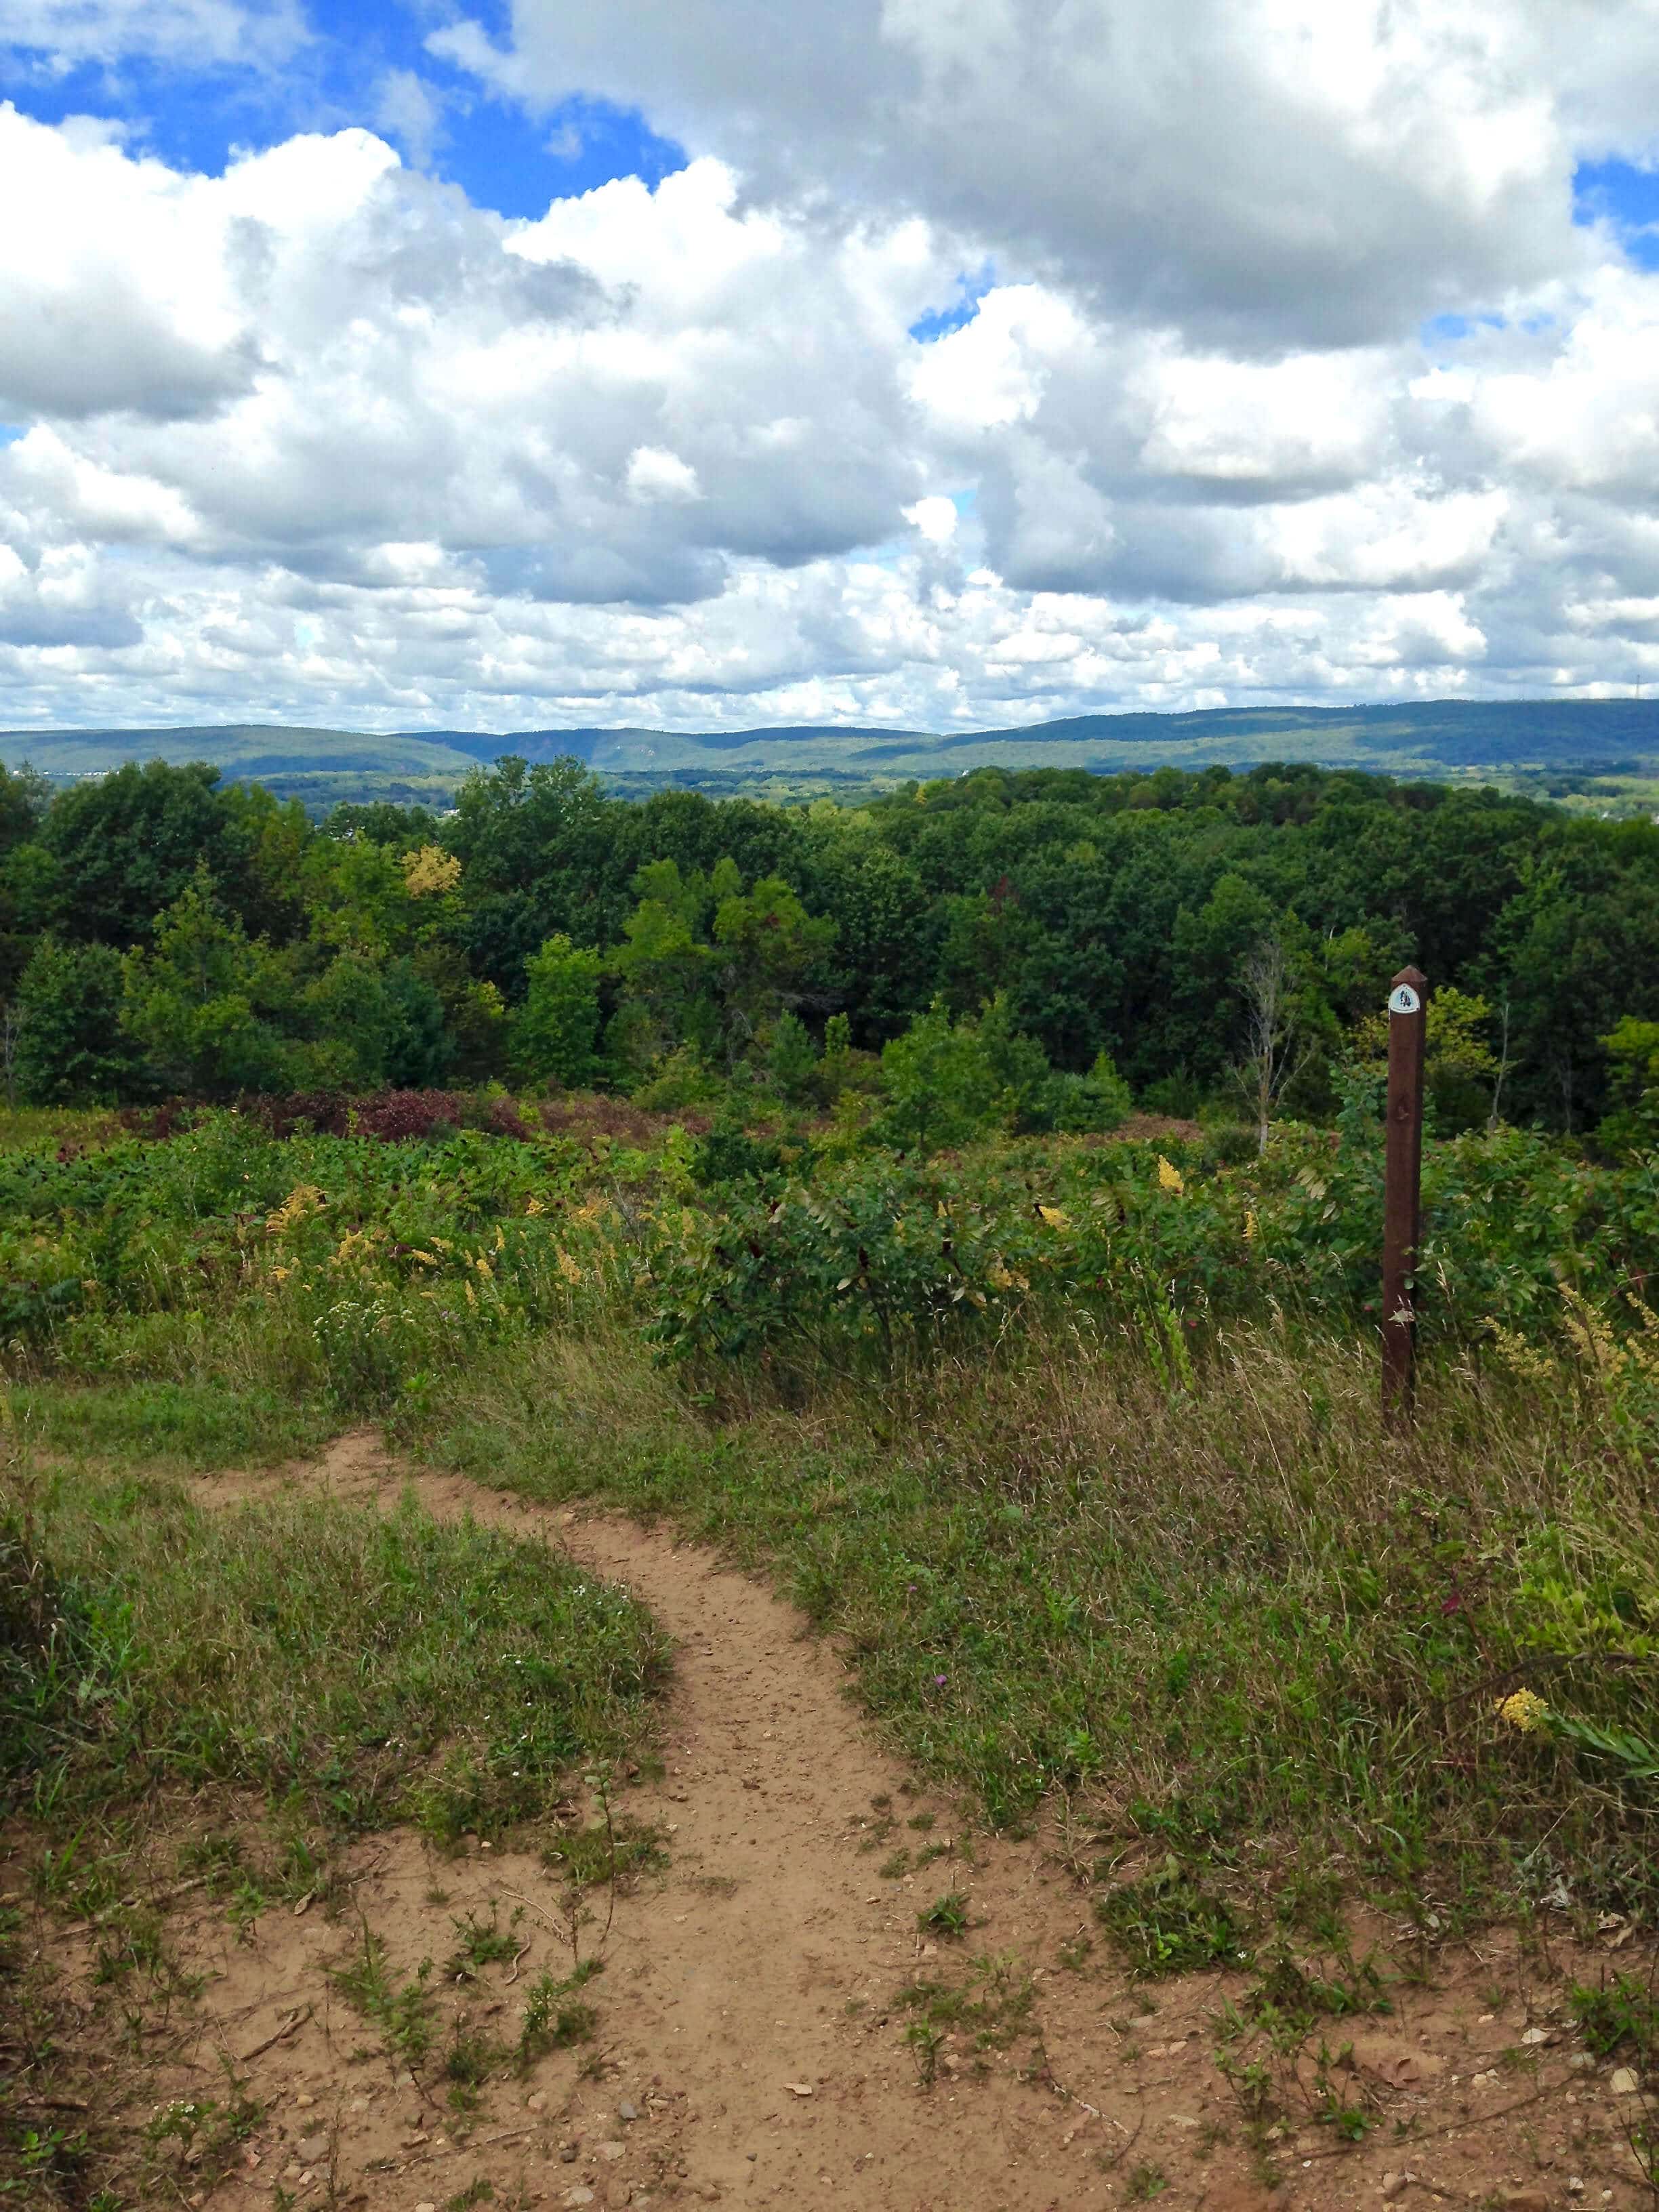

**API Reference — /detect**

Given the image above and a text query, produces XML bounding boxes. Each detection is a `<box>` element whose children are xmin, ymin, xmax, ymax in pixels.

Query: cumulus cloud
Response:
<box><xmin>435</xmin><ymin>0</ymin><xmax>1659</xmax><ymax>347</ymax></box>
<box><xmin>3</xmin><ymin>19</ymin><xmax>1659</xmax><ymax>737</ymax></box>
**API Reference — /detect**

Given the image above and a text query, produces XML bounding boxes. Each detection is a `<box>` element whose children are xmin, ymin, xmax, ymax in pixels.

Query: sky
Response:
<box><xmin>3</xmin><ymin>1</ymin><xmax>1659</xmax><ymax>735</ymax></box>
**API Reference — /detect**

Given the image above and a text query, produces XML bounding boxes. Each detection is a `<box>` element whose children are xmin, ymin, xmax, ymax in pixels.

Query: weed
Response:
<box><xmin>1126</xmin><ymin>2163</ymin><xmax>1169</xmax><ymax>2200</ymax></box>
<box><xmin>897</xmin><ymin>1951</ymin><xmax>1036</xmax><ymax>2080</ymax></box>
<box><xmin>446</xmin><ymin>1903</ymin><xmax>525</xmax><ymax>1980</ymax></box>
<box><xmin>1096</xmin><ymin>1858</ymin><xmax>1250</xmax><ymax>1977</ymax></box>
<box><xmin>544</xmin><ymin>1817</ymin><xmax>665</xmax><ymax>1889</ymax></box>
<box><xmin>517</xmin><ymin>1962</ymin><xmax>602</xmax><ymax>2071</ymax></box>
<box><xmin>445</xmin><ymin>2019</ymin><xmax>507</xmax><ymax>2110</ymax></box>
<box><xmin>1571</xmin><ymin>1972</ymin><xmax>1659</xmax><ymax>2060</ymax></box>
<box><xmin>333</xmin><ymin>1925</ymin><xmax>437</xmax><ymax>2073</ymax></box>
<box><xmin>918</xmin><ymin>1891</ymin><xmax>969</xmax><ymax>1940</ymax></box>
<box><xmin>446</xmin><ymin>2183</ymin><xmax>495</xmax><ymax>2211</ymax></box>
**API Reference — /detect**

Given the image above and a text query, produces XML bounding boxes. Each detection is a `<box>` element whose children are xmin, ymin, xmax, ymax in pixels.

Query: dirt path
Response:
<box><xmin>100</xmin><ymin>1437</ymin><xmax>1650</xmax><ymax>2211</ymax></box>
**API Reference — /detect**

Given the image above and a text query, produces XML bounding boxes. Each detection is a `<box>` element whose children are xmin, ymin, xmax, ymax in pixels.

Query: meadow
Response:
<box><xmin>3</xmin><ymin>1082</ymin><xmax>1658</xmax><ymax>2203</ymax></box>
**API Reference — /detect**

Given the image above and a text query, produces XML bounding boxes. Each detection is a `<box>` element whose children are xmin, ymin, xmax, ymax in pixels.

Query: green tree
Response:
<box><xmin>711</xmin><ymin>866</ymin><xmax>836</xmax><ymax>1062</ymax></box>
<box><xmin>510</xmin><ymin>935</ymin><xmax>604</xmax><ymax>1088</ymax></box>
<box><xmin>120</xmin><ymin>870</ymin><xmax>296</xmax><ymax>1096</ymax></box>
<box><xmin>611</xmin><ymin>859</ymin><xmax>718</xmax><ymax>1073</ymax></box>
<box><xmin>766</xmin><ymin>1011</ymin><xmax>821</xmax><ymax>1105</ymax></box>
<box><xmin>874</xmin><ymin>1003</ymin><xmax>1000</xmax><ymax>1158</ymax></box>
<box><xmin>12</xmin><ymin>938</ymin><xmax>144</xmax><ymax>1103</ymax></box>
<box><xmin>1597</xmin><ymin>1016</ymin><xmax>1659</xmax><ymax>1157</ymax></box>
<box><xmin>38</xmin><ymin>760</ymin><xmax>254</xmax><ymax>947</ymax></box>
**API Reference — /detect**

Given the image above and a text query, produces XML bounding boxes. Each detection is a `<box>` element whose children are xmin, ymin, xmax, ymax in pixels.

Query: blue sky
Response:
<box><xmin>3</xmin><ymin>0</ymin><xmax>685</xmax><ymax>216</ymax></box>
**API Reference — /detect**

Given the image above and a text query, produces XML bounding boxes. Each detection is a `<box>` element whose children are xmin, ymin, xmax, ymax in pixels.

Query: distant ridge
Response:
<box><xmin>3</xmin><ymin>699</ymin><xmax>1656</xmax><ymax>804</ymax></box>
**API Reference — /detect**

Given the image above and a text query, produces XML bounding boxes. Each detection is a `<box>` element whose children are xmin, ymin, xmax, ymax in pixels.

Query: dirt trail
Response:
<box><xmin>102</xmin><ymin>1437</ymin><xmax>1649</xmax><ymax>2211</ymax></box>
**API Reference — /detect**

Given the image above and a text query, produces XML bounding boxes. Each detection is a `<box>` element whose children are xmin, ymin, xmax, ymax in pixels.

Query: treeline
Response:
<box><xmin>1</xmin><ymin>753</ymin><xmax>1656</xmax><ymax>1148</ymax></box>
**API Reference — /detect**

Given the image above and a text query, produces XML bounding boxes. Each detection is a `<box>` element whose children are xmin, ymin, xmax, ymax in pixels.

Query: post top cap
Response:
<box><xmin>1391</xmin><ymin>964</ymin><xmax>1427</xmax><ymax>987</ymax></box>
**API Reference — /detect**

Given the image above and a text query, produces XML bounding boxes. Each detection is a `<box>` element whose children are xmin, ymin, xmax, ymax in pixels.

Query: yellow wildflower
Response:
<box><xmin>271</xmin><ymin>1265</ymin><xmax>291</xmax><ymax>1284</ymax></box>
<box><xmin>1157</xmin><ymin>1156</ymin><xmax>1185</xmax><ymax>1196</ymax></box>
<box><xmin>266</xmin><ymin>1183</ymin><xmax>324</xmax><ymax>1234</ymax></box>
<box><xmin>1244</xmin><ymin>1208</ymin><xmax>1258</xmax><ymax>1244</ymax></box>
<box><xmin>493</xmin><ymin>1224</ymin><xmax>506</xmax><ymax>1252</ymax></box>
<box><xmin>474</xmin><ymin>1253</ymin><xmax>493</xmax><ymax>1279</ymax></box>
<box><xmin>463</xmin><ymin>1280</ymin><xmax>476</xmax><ymax>1308</ymax></box>
<box><xmin>525</xmin><ymin>1195</ymin><xmax>545</xmax><ymax>1216</ymax></box>
<box><xmin>1038</xmin><ymin>1204</ymin><xmax>1070</xmax><ymax>1229</ymax></box>
<box><xmin>557</xmin><ymin>1248</ymin><xmax>583</xmax><ymax>1286</ymax></box>
<box><xmin>1496</xmin><ymin>1689</ymin><xmax>1551</xmax><ymax>1734</ymax></box>
<box><xmin>409</xmin><ymin>1250</ymin><xmax>438</xmax><ymax>1267</ymax></box>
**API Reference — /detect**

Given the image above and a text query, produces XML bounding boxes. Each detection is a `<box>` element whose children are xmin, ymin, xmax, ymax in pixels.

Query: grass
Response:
<box><xmin>1</xmin><ymin>1467</ymin><xmax>670</xmax><ymax>1843</ymax></box>
<box><xmin>417</xmin><ymin>1313</ymin><xmax>1659</xmax><ymax>1924</ymax></box>
<box><xmin>0</xmin><ymin>1454</ymin><xmax>669</xmax><ymax>2205</ymax></box>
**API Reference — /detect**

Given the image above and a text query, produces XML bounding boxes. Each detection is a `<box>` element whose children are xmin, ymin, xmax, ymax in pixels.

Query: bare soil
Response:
<box><xmin>27</xmin><ymin>1435</ymin><xmax>1657</xmax><ymax>2211</ymax></box>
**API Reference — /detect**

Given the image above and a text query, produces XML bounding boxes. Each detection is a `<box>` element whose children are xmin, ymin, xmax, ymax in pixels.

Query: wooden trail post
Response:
<box><xmin>1382</xmin><ymin>964</ymin><xmax>1427</xmax><ymax>1427</ymax></box>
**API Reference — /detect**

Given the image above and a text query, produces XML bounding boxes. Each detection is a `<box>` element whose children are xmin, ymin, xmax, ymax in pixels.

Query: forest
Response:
<box><xmin>2</xmin><ymin>750</ymin><xmax>1658</xmax><ymax>1150</ymax></box>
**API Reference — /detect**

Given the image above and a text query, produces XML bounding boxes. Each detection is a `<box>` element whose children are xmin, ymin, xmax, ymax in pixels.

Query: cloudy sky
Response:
<box><xmin>3</xmin><ymin>0</ymin><xmax>1659</xmax><ymax>735</ymax></box>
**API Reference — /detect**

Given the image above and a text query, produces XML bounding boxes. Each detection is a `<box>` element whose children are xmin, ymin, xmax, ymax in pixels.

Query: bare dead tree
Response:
<box><xmin>0</xmin><ymin>1000</ymin><xmax>18</xmax><ymax>1109</ymax></box>
<box><xmin>1487</xmin><ymin>994</ymin><xmax>1513</xmax><ymax>1132</ymax></box>
<box><xmin>1233</xmin><ymin>935</ymin><xmax>1310</xmax><ymax>1152</ymax></box>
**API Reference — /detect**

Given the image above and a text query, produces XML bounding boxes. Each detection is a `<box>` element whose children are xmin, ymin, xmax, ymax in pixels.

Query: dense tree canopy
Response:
<box><xmin>2</xmin><ymin>752</ymin><xmax>1656</xmax><ymax>1147</ymax></box>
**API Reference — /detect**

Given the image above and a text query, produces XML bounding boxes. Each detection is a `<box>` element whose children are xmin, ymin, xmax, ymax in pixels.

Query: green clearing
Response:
<box><xmin>2</xmin><ymin>1101</ymin><xmax>1654</xmax><ymax>1900</ymax></box>
<box><xmin>1</xmin><ymin>1087</ymin><xmax>1656</xmax><ymax>2201</ymax></box>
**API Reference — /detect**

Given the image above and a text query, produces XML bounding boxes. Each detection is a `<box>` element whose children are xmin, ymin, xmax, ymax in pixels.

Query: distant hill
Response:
<box><xmin>3</xmin><ymin>698</ymin><xmax>1658</xmax><ymax>807</ymax></box>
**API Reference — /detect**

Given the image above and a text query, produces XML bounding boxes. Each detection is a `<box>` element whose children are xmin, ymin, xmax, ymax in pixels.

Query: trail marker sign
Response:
<box><xmin>1382</xmin><ymin>965</ymin><xmax>1427</xmax><ymax>1427</ymax></box>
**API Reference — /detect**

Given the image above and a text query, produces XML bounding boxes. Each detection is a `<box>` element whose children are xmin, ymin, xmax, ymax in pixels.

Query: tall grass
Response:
<box><xmin>422</xmin><ymin>1308</ymin><xmax>1659</xmax><ymax>1921</ymax></box>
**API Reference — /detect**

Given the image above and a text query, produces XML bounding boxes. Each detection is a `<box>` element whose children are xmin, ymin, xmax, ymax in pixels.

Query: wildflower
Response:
<box><xmin>1496</xmin><ymin>1689</ymin><xmax>1551</xmax><ymax>1734</ymax></box>
<box><xmin>934</xmin><ymin>1673</ymin><xmax>948</xmax><ymax>1687</ymax></box>
<box><xmin>556</xmin><ymin>1248</ymin><xmax>583</xmax><ymax>1286</ymax></box>
<box><xmin>1038</xmin><ymin>1204</ymin><xmax>1069</xmax><ymax>1229</ymax></box>
<box><xmin>271</xmin><ymin>1265</ymin><xmax>291</xmax><ymax>1284</ymax></box>
<box><xmin>409</xmin><ymin>1249</ymin><xmax>438</xmax><ymax>1267</ymax></box>
<box><xmin>474</xmin><ymin>1253</ymin><xmax>493</xmax><ymax>1279</ymax></box>
<box><xmin>525</xmin><ymin>1195</ymin><xmax>546</xmax><ymax>1216</ymax></box>
<box><xmin>1244</xmin><ymin>1207</ymin><xmax>1258</xmax><ymax>1244</ymax></box>
<box><xmin>266</xmin><ymin>1183</ymin><xmax>324</xmax><ymax>1234</ymax></box>
<box><xmin>1156</xmin><ymin>1156</ymin><xmax>1185</xmax><ymax>1196</ymax></box>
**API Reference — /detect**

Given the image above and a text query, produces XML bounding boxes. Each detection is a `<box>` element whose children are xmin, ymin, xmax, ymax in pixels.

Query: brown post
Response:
<box><xmin>1382</xmin><ymin>965</ymin><xmax>1427</xmax><ymax>1427</ymax></box>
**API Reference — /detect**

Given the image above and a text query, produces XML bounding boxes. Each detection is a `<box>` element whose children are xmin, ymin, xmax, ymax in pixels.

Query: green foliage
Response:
<box><xmin>1096</xmin><ymin>1858</ymin><xmax>1250</xmax><ymax>1976</ymax></box>
<box><xmin>517</xmin><ymin>1962</ymin><xmax>601</xmax><ymax>2069</ymax></box>
<box><xmin>874</xmin><ymin>1003</ymin><xmax>1002</xmax><ymax>1156</ymax></box>
<box><xmin>510</xmin><ymin>935</ymin><xmax>603</xmax><ymax>1088</ymax></box>
<box><xmin>12</xmin><ymin>939</ymin><xmax>142</xmax><ymax>1105</ymax></box>
<box><xmin>333</xmin><ymin>1927</ymin><xmax>438</xmax><ymax>2070</ymax></box>
<box><xmin>766</xmin><ymin>1011</ymin><xmax>821</xmax><ymax>1104</ymax></box>
<box><xmin>120</xmin><ymin>869</ymin><xmax>296</xmax><ymax>1095</ymax></box>
<box><xmin>1570</xmin><ymin>1973</ymin><xmax>1659</xmax><ymax>2060</ymax></box>
<box><xmin>1599</xmin><ymin>1014</ymin><xmax>1659</xmax><ymax>1158</ymax></box>
<box><xmin>0</xmin><ymin>1472</ymin><xmax>668</xmax><ymax>1833</ymax></box>
<box><xmin>1</xmin><ymin>751</ymin><xmax>1656</xmax><ymax>1136</ymax></box>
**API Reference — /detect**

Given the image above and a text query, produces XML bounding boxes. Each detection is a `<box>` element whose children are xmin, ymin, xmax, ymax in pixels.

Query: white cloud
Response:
<box><xmin>4</xmin><ymin>0</ymin><xmax>302</xmax><ymax>69</ymax></box>
<box><xmin>436</xmin><ymin>0</ymin><xmax>1659</xmax><ymax>348</ymax></box>
<box><xmin>626</xmin><ymin>446</ymin><xmax>701</xmax><ymax>503</ymax></box>
<box><xmin>3</xmin><ymin>63</ymin><xmax>1659</xmax><ymax>735</ymax></box>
